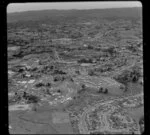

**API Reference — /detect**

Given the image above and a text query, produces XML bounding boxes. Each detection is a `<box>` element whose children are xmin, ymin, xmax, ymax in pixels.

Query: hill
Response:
<box><xmin>7</xmin><ymin>7</ymin><xmax>142</xmax><ymax>23</ymax></box>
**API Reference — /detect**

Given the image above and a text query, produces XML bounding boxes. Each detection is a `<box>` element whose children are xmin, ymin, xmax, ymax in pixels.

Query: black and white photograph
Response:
<box><xmin>7</xmin><ymin>2</ymin><xmax>143</xmax><ymax>134</ymax></box>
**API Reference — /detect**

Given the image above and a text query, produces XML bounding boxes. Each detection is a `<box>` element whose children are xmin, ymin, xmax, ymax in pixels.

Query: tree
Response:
<box><xmin>87</xmin><ymin>45</ymin><xmax>94</xmax><ymax>49</ymax></box>
<box><xmin>132</xmin><ymin>75</ymin><xmax>138</xmax><ymax>82</ymax></box>
<box><xmin>104</xmin><ymin>88</ymin><xmax>108</xmax><ymax>94</ymax></box>
<box><xmin>98</xmin><ymin>87</ymin><xmax>108</xmax><ymax>94</ymax></box>
<box><xmin>46</xmin><ymin>82</ymin><xmax>51</xmax><ymax>87</ymax></box>
<box><xmin>26</xmin><ymin>95</ymin><xmax>40</xmax><ymax>104</ymax></box>
<box><xmin>81</xmin><ymin>84</ymin><xmax>86</xmax><ymax>89</ymax></box>
<box><xmin>35</xmin><ymin>82</ymin><xmax>44</xmax><ymax>87</ymax></box>
<box><xmin>75</xmin><ymin>70</ymin><xmax>80</xmax><ymax>75</ymax></box>
<box><xmin>45</xmin><ymin>88</ymin><xmax>52</xmax><ymax>95</ymax></box>
<box><xmin>104</xmin><ymin>47</ymin><xmax>116</xmax><ymax>56</ymax></box>
<box><xmin>88</xmin><ymin>70</ymin><xmax>95</xmax><ymax>76</ymax></box>
<box><xmin>131</xmin><ymin>67</ymin><xmax>141</xmax><ymax>83</ymax></box>
<box><xmin>139</xmin><ymin>116</ymin><xmax>144</xmax><ymax>134</ymax></box>
<box><xmin>119</xmin><ymin>84</ymin><xmax>127</xmax><ymax>92</ymax></box>
<box><xmin>98</xmin><ymin>87</ymin><xmax>103</xmax><ymax>93</ymax></box>
<box><xmin>77</xmin><ymin>84</ymin><xmax>86</xmax><ymax>94</ymax></box>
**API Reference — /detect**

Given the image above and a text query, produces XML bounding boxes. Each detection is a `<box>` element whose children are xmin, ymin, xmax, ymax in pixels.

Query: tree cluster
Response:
<box><xmin>98</xmin><ymin>87</ymin><xmax>108</xmax><ymax>94</ymax></box>
<box><xmin>77</xmin><ymin>58</ymin><xmax>93</xmax><ymax>63</ymax></box>
<box><xmin>114</xmin><ymin>66</ymin><xmax>141</xmax><ymax>84</ymax></box>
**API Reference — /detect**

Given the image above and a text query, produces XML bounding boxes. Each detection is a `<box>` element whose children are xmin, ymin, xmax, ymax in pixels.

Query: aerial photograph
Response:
<box><xmin>7</xmin><ymin>2</ymin><xmax>143</xmax><ymax>134</ymax></box>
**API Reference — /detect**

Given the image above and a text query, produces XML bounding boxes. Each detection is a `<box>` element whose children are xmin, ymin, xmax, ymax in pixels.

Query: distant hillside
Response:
<box><xmin>7</xmin><ymin>7</ymin><xmax>142</xmax><ymax>23</ymax></box>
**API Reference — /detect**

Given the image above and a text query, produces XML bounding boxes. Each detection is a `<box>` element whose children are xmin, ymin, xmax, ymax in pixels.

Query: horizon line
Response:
<box><xmin>7</xmin><ymin>6</ymin><xmax>142</xmax><ymax>14</ymax></box>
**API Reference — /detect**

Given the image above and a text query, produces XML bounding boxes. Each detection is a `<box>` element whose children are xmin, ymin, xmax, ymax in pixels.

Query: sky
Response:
<box><xmin>7</xmin><ymin>1</ymin><xmax>142</xmax><ymax>13</ymax></box>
